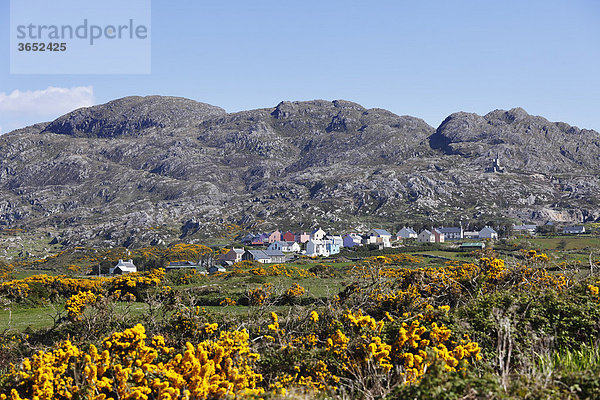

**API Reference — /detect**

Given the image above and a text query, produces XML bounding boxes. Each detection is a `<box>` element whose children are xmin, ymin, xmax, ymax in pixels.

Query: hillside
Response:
<box><xmin>0</xmin><ymin>96</ymin><xmax>599</xmax><ymax>248</ymax></box>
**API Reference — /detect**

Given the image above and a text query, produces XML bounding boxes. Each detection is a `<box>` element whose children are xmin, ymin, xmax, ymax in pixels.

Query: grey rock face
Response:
<box><xmin>0</xmin><ymin>96</ymin><xmax>599</xmax><ymax>247</ymax></box>
<box><xmin>43</xmin><ymin>96</ymin><xmax>226</xmax><ymax>138</ymax></box>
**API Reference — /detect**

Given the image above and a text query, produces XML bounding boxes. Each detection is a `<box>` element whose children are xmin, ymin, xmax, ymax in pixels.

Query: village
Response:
<box><xmin>108</xmin><ymin>223</ymin><xmax>588</xmax><ymax>274</ymax></box>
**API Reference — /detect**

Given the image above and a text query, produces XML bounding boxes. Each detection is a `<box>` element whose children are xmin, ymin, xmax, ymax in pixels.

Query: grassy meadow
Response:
<box><xmin>0</xmin><ymin>238</ymin><xmax>599</xmax><ymax>399</ymax></box>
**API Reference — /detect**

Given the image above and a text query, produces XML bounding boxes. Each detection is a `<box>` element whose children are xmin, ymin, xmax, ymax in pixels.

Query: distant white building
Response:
<box><xmin>563</xmin><ymin>225</ymin><xmax>585</xmax><ymax>234</ymax></box>
<box><xmin>243</xmin><ymin>250</ymin><xmax>272</xmax><ymax>264</ymax></box>
<box><xmin>325</xmin><ymin>235</ymin><xmax>344</xmax><ymax>247</ymax></box>
<box><xmin>396</xmin><ymin>227</ymin><xmax>417</xmax><ymax>240</ymax></box>
<box><xmin>110</xmin><ymin>259</ymin><xmax>137</xmax><ymax>275</ymax></box>
<box><xmin>464</xmin><ymin>231</ymin><xmax>480</xmax><ymax>239</ymax></box>
<box><xmin>267</xmin><ymin>241</ymin><xmax>301</xmax><ymax>253</ymax></box>
<box><xmin>264</xmin><ymin>249</ymin><xmax>286</xmax><ymax>263</ymax></box>
<box><xmin>436</xmin><ymin>226</ymin><xmax>463</xmax><ymax>240</ymax></box>
<box><xmin>306</xmin><ymin>239</ymin><xmax>330</xmax><ymax>257</ymax></box>
<box><xmin>365</xmin><ymin>229</ymin><xmax>392</xmax><ymax>248</ymax></box>
<box><xmin>479</xmin><ymin>226</ymin><xmax>498</xmax><ymax>240</ymax></box>
<box><xmin>310</xmin><ymin>228</ymin><xmax>326</xmax><ymax>241</ymax></box>
<box><xmin>512</xmin><ymin>225</ymin><xmax>537</xmax><ymax>236</ymax></box>
<box><xmin>418</xmin><ymin>230</ymin><xmax>435</xmax><ymax>243</ymax></box>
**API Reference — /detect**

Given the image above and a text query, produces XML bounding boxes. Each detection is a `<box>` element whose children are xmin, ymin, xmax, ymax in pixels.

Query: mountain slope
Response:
<box><xmin>0</xmin><ymin>96</ymin><xmax>599</xmax><ymax>247</ymax></box>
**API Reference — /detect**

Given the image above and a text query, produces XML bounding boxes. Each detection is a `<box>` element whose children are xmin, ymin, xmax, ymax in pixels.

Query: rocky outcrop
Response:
<box><xmin>0</xmin><ymin>96</ymin><xmax>599</xmax><ymax>247</ymax></box>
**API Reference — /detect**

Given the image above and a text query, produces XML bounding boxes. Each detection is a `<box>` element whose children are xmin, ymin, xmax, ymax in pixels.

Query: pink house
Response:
<box><xmin>295</xmin><ymin>232</ymin><xmax>310</xmax><ymax>243</ymax></box>
<box><xmin>432</xmin><ymin>228</ymin><xmax>445</xmax><ymax>243</ymax></box>
<box><xmin>282</xmin><ymin>231</ymin><xmax>295</xmax><ymax>242</ymax></box>
<box><xmin>268</xmin><ymin>230</ymin><xmax>281</xmax><ymax>243</ymax></box>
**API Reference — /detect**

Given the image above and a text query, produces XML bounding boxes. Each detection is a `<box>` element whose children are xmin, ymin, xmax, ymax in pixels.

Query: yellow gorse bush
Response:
<box><xmin>65</xmin><ymin>291</ymin><xmax>99</xmax><ymax>321</ymax></box>
<box><xmin>286</xmin><ymin>283</ymin><xmax>305</xmax><ymax>297</ymax></box>
<box><xmin>0</xmin><ymin>269</ymin><xmax>167</xmax><ymax>305</ymax></box>
<box><xmin>2</xmin><ymin>324</ymin><xmax>263</xmax><ymax>400</ymax></box>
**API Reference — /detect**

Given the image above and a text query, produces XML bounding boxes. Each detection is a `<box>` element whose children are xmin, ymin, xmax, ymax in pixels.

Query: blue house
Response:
<box><xmin>325</xmin><ymin>240</ymin><xmax>340</xmax><ymax>255</ymax></box>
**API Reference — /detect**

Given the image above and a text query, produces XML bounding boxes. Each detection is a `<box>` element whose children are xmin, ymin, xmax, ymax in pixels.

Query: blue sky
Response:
<box><xmin>1</xmin><ymin>0</ymin><xmax>599</xmax><ymax>133</ymax></box>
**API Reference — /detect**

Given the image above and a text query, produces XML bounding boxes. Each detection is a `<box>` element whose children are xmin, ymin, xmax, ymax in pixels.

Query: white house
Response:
<box><xmin>310</xmin><ymin>228</ymin><xmax>326</xmax><ymax>241</ymax></box>
<box><xmin>110</xmin><ymin>259</ymin><xmax>137</xmax><ymax>275</ymax></box>
<box><xmin>306</xmin><ymin>239</ymin><xmax>330</xmax><ymax>257</ymax></box>
<box><xmin>418</xmin><ymin>230</ymin><xmax>435</xmax><ymax>243</ymax></box>
<box><xmin>242</xmin><ymin>250</ymin><xmax>272</xmax><ymax>263</ymax></box>
<box><xmin>264</xmin><ymin>249</ymin><xmax>286</xmax><ymax>263</ymax></box>
<box><xmin>436</xmin><ymin>226</ymin><xmax>463</xmax><ymax>240</ymax></box>
<box><xmin>267</xmin><ymin>241</ymin><xmax>301</xmax><ymax>253</ymax></box>
<box><xmin>396</xmin><ymin>227</ymin><xmax>417</xmax><ymax>240</ymax></box>
<box><xmin>325</xmin><ymin>235</ymin><xmax>344</xmax><ymax>247</ymax></box>
<box><xmin>479</xmin><ymin>226</ymin><xmax>498</xmax><ymax>240</ymax></box>
<box><xmin>563</xmin><ymin>225</ymin><xmax>585</xmax><ymax>234</ymax></box>
<box><xmin>512</xmin><ymin>225</ymin><xmax>537</xmax><ymax>236</ymax></box>
<box><xmin>365</xmin><ymin>229</ymin><xmax>392</xmax><ymax>248</ymax></box>
<box><xmin>343</xmin><ymin>233</ymin><xmax>363</xmax><ymax>247</ymax></box>
<box><xmin>464</xmin><ymin>231</ymin><xmax>480</xmax><ymax>239</ymax></box>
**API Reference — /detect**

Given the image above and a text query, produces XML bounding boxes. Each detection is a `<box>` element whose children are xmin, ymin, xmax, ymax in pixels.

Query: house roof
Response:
<box><xmin>437</xmin><ymin>227</ymin><xmax>462</xmax><ymax>234</ymax></box>
<box><xmin>168</xmin><ymin>261</ymin><xmax>197</xmax><ymax>267</ymax></box>
<box><xmin>247</xmin><ymin>250</ymin><xmax>271</xmax><ymax>260</ymax></box>
<box><xmin>265</xmin><ymin>249</ymin><xmax>285</xmax><ymax>257</ymax></box>
<box><xmin>480</xmin><ymin>226</ymin><xmax>497</xmax><ymax>233</ymax></box>
<box><xmin>420</xmin><ymin>229</ymin><xmax>432</xmax><ymax>235</ymax></box>
<box><xmin>397</xmin><ymin>227</ymin><xmax>417</xmax><ymax>235</ymax></box>
<box><xmin>114</xmin><ymin>265</ymin><xmax>136</xmax><ymax>272</ymax></box>
<box><xmin>370</xmin><ymin>229</ymin><xmax>392</xmax><ymax>237</ymax></box>
<box><xmin>115</xmin><ymin>259</ymin><xmax>136</xmax><ymax>268</ymax></box>
<box><xmin>344</xmin><ymin>233</ymin><xmax>362</xmax><ymax>241</ymax></box>
<box><xmin>564</xmin><ymin>225</ymin><xmax>585</xmax><ymax>231</ymax></box>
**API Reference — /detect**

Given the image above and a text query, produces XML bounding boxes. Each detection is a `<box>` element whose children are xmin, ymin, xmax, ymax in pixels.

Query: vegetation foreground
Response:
<box><xmin>0</xmin><ymin>249</ymin><xmax>600</xmax><ymax>399</ymax></box>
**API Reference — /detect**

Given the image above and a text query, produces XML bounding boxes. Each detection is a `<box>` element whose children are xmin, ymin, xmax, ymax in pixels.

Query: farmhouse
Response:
<box><xmin>265</xmin><ymin>249</ymin><xmax>286</xmax><ymax>263</ymax></box>
<box><xmin>479</xmin><ymin>226</ymin><xmax>498</xmax><ymax>240</ymax></box>
<box><xmin>464</xmin><ymin>231</ymin><xmax>480</xmax><ymax>239</ymax></box>
<box><xmin>563</xmin><ymin>225</ymin><xmax>585</xmax><ymax>234</ymax></box>
<box><xmin>306</xmin><ymin>239</ymin><xmax>330</xmax><ymax>257</ymax></box>
<box><xmin>110</xmin><ymin>259</ymin><xmax>137</xmax><ymax>275</ymax></box>
<box><xmin>310</xmin><ymin>228</ymin><xmax>326</xmax><ymax>241</ymax></box>
<box><xmin>437</xmin><ymin>226</ymin><xmax>463</xmax><ymax>240</ymax></box>
<box><xmin>267</xmin><ymin>241</ymin><xmax>300</xmax><ymax>253</ymax></box>
<box><xmin>243</xmin><ymin>250</ymin><xmax>272</xmax><ymax>264</ymax></box>
<box><xmin>513</xmin><ymin>225</ymin><xmax>537</xmax><ymax>236</ymax></box>
<box><xmin>396</xmin><ymin>227</ymin><xmax>417</xmax><ymax>240</ymax></box>
<box><xmin>365</xmin><ymin>229</ymin><xmax>392</xmax><ymax>248</ymax></box>
<box><xmin>418</xmin><ymin>230</ymin><xmax>435</xmax><ymax>243</ymax></box>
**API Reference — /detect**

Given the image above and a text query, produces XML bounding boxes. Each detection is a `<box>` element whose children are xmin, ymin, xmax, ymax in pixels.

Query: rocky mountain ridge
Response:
<box><xmin>0</xmin><ymin>96</ymin><xmax>599</xmax><ymax>247</ymax></box>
